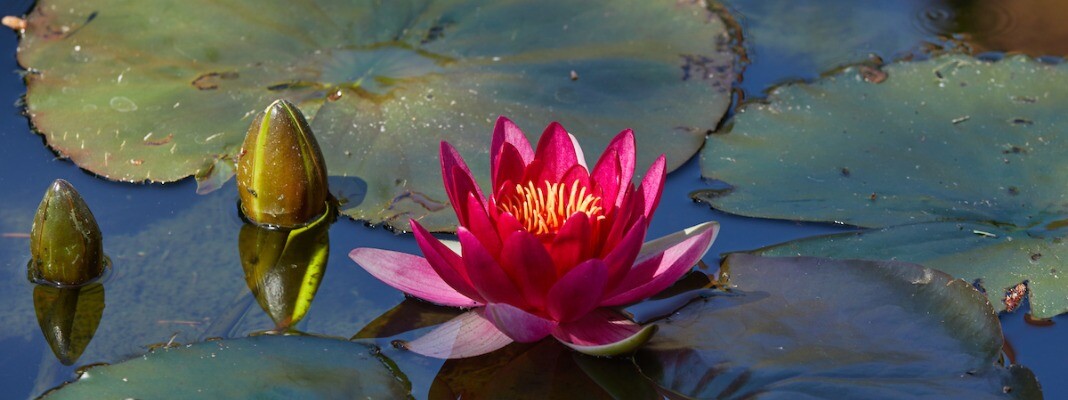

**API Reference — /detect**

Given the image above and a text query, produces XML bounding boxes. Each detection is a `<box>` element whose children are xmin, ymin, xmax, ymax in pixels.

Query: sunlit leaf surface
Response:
<box><xmin>698</xmin><ymin>54</ymin><xmax>1068</xmax><ymax>317</ymax></box>
<box><xmin>18</xmin><ymin>0</ymin><xmax>734</xmax><ymax>231</ymax></box>
<box><xmin>637</xmin><ymin>254</ymin><xmax>1042</xmax><ymax>399</ymax></box>
<box><xmin>41</xmin><ymin>335</ymin><xmax>411</xmax><ymax>399</ymax></box>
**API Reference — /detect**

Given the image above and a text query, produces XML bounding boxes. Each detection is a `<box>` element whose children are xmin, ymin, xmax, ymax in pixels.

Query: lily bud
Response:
<box><xmin>29</xmin><ymin>179</ymin><xmax>106</xmax><ymax>286</ymax></box>
<box><xmin>239</xmin><ymin>206</ymin><xmax>333</xmax><ymax>329</ymax></box>
<box><xmin>33</xmin><ymin>283</ymin><xmax>105</xmax><ymax>365</ymax></box>
<box><xmin>237</xmin><ymin>99</ymin><xmax>329</xmax><ymax>228</ymax></box>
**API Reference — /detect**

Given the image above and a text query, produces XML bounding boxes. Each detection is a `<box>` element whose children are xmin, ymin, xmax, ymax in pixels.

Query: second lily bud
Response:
<box><xmin>237</xmin><ymin>99</ymin><xmax>329</xmax><ymax>229</ymax></box>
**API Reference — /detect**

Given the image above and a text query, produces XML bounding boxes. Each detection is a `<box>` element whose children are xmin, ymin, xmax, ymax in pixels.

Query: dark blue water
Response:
<box><xmin>0</xmin><ymin>0</ymin><xmax>1062</xmax><ymax>398</ymax></box>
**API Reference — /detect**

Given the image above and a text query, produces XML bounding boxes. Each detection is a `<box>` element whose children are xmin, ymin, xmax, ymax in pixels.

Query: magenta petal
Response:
<box><xmin>603</xmin><ymin>215</ymin><xmax>647</xmax><ymax>290</ymax></box>
<box><xmin>552</xmin><ymin>309</ymin><xmax>657</xmax><ymax>356</ymax></box>
<box><xmin>410</xmin><ymin>220</ymin><xmax>485</xmax><ymax>304</ymax></box>
<box><xmin>590</xmin><ymin>129</ymin><xmax>636</xmax><ymax>208</ymax></box>
<box><xmin>531</xmin><ymin>122</ymin><xmax>580</xmax><ymax>183</ymax></box>
<box><xmin>637</xmin><ymin>155</ymin><xmax>666</xmax><ymax>220</ymax></box>
<box><xmin>493</xmin><ymin>144</ymin><xmax>528</xmax><ymax>194</ymax></box>
<box><xmin>550</xmin><ymin>213</ymin><xmax>592</xmax><ymax>274</ymax></box>
<box><xmin>440</xmin><ymin>142</ymin><xmax>486</xmax><ymax>224</ymax></box>
<box><xmin>403</xmin><ymin>309</ymin><xmax>513</xmax><ymax>359</ymax></box>
<box><xmin>349</xmin><ymin>248</ymin><xmax>482</xmax><ymax>308</ymax></box>
<box><xmin>464</xmin><ymin>193</ymin><xmax>502</xmax><ymax>256</ymax></box>
<box><xmin>601</xmin><ymin>221</ymin><xmax>719</xmax><ymax>306</ymax></box>
<box><xmin>484</xmin><ymin>302</ymin><xmax>555</xmax><ymax>343</ymax></box>
<box><xmin>546</xmin><ymin>259</ymin><xmax>608</xmax><ymax>323</ymax></box>
<box><xmin>459</xmin><ymin>227</ymin><xmax>528</xmax><ymax>308</ymax></box>
<box><xmin>491</xmin><ymin>116</ymin><xmax>534</xmax><ymax>176</ymax></box>
<box><xmin>500</xmin><ymin>230</ymin><xmax>557</xmax><ymax>309</ymax></box>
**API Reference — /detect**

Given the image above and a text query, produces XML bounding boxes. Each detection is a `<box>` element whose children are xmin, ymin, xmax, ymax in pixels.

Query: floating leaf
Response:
<box><xmin>637</xmin><ymin>254</ymin><xmax>1042</xmax><ymax>399</ymax></box>
<box><xmin>698</xmin><ymin>54</ymin><xmax>1068</xmax><ymax>317</ymax></box>
<box><xmin>720</xmin><ymin>0</ymin><xmax>942</xmax><ymax>91</ymax></box>
<box><xmin>18</xmin><ymin>0</ymin><xmax>734</xmax><ymax>231</ymax></box>
<box><xmin>41</xmin><ymin>335</ymin><xmax>411</xmax><ymax>399</ymax></box>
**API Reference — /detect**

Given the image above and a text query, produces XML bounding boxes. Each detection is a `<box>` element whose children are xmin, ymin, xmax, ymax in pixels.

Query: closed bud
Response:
<box><xmin>29</xmin><ymin>179</ymin><xmax>106</xmax><ymax>286</ymax></box>
<box><xmin>237</xmin><ymin>99</ymin><xmax>329</xmax><ymax>228</ymax></box>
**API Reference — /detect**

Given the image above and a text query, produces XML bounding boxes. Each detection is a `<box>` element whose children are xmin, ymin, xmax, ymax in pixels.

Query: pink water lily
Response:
<box><xmin>350</xmin><ymin>117</ymin><xmax>718</xmax><ymax>358</ymax></box>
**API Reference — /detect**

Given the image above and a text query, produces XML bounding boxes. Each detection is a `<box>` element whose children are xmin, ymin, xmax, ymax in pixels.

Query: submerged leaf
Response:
<box><xmin>637</xmin><ymin>254</ymin><xmax>1042</xmax><ymax>399</ymax></box>
<box><xmin>699</xmin><ymin>53</ymin><xmax>1068</xmax><ymax>317</ymax></box>
<box><xmin>19</xmin><ymin>0</ymin><xmax>734</xmax><ymax>231</ymax></box>
<box><xmin>40</xmin><ymin>335</ymin><xmax>411</xmax><ymax>399</ymax></box>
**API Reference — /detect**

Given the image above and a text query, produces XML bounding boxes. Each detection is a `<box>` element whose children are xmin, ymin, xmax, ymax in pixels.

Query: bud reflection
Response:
<box><xmin>33</xmin><ymin>283</ymin><xmax>105</xmax><ymax>366</ymax></box>
<box><xmin>239</xmin><ymin>205</ymin><xmax>333</xmax><ymax>330</ymax></box>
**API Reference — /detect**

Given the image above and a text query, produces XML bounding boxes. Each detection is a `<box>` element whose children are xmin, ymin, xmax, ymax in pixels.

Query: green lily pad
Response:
<box><xmin>758</xmin><ymin>222</ymin><xmax>1067</xmax><ymax>319</ymax></box>
<box><xmin>18</xmin><ymin>0</ymin><xmax>734</xmax><ymax>231</ymax></box>
<box><xmin>636</xmin><ymin>254</ymin><xmax>1042</xmax><ymax>399</ymax></box>
<box><xmin>720</xmin><ymin>0</ymin><xmax>942</xmax><ymax>92</ymax></box>
<box><xmin>40</xmin><ymin>335</ymin><xmax>411</xmax><ymax>399</ymax></box>
<box><xmin>698</xmin><ymin>53</ymin><xmax>1068</xmax><ymax>317</ymax></box>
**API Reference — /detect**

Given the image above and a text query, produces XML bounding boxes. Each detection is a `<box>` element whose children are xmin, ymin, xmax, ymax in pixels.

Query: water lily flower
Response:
<box><xmin>350</xmin><ymin>117</ymin><xmax>718</xmax><ymax>358</ymax></box>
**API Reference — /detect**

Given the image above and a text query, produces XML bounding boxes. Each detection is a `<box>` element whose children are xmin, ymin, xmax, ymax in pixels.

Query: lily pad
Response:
<box><xmin>636</xmin><ymin>254</ymin><xmax>1042</xmax><ymax>399</ymax></box>
<box><xmin>698</xmin><ymin>53</ymin><xmax>1068</xmax><ymax>317</ymax></box>
<box><xmin>40</xmin><ymin>335</ymin><xmax>411</xmax><ymax>399</ymax></box>
<box><xmin>720</xmin><ymin>0</ymin><xmax>944</xmax><ymax>93</ymax></box>
<box><xmin>18</xmin><ymin>0</ymin><xmax>734</xmax><ymax>231</ymax></box>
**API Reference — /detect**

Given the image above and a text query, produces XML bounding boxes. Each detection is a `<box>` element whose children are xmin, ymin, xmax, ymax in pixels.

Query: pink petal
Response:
<box><xmin>552</xmin><ymin>309</ymin><xmax>657</xmax><ymax>356</ymax></box>
<box><xmin>637</xmin><ymin>155</ymin><xmax>666</xmax><ymax>220</ymax></box>
<box><xmin>602</xmin><ymin>215</ymin><xmax>647</xmax><ymax>291</ymax></box>
<box><xmin>402</xmin><ymin>309</ymin><xmax>513</xmax><ymax>359</ymax></box>
<box><xmin>349</xmin><ymin>248</ymin><xmax>482</xmax><ymax>308</ymax></box>
<box><xmin>491</xmin><ymin>116</ymin><xmax>534</xmax><ymax>183</ymax></box>
<box><xmin>546</xmin><ymin>259</ymin><xmax>608</xmax><ymax>323</ymax></box>
<box><xmin>410</xmin><ymin>220</ymin><xmax>485</xmax><ymax>304</ymax></box>
<box><xmin>530</xmin><ymin>122</ymin><xmax>580</xmax><ymax>183</ymax></box>
<box><xmin>549</xmin><ymin>213</ymin><xmax>592</xmax><ymax>274</ymax></box>
<box><xmin>493</xmin><ymin>144</ymin><xmax>528</xmax><ymax>195</ymax></box>
<box><xmin>590</xmin><ymin>129</ymin><xmax>636</xmax><ymax>209</ymax></box>
<box><xmin>489</xmin><ymin>203</ymin><xmax>525</xmax><ymax>241</ymax></box>
<box><xmin>459</xmin><ymin>227</ymin><xmax>528</xmax><ymax>308</ymax></box>
<box><xmin>600</xmin><ymin>189</ymin><xmax>640</xmax><ymax>254</ymax></box>
<box><xmin>484</xmin><ymin>302</ymin><xmax>555</xmax><ymax>343</ymax></box>
<box><xmin>464</xmin><ymin>193</ymin><xmax>502</xmax><ymax>257</ymax></box>
<box><xmin>499</xmin><ymin>230</ymin><xmax>557</xmax><ymax>309</ymax></box>
<box><xmin>440</xmin><ymin>142</ymin><xmax>486</xmax><ymax>225</ymax></box>
<box><xmin>601</xmin><ymin>221</ymin><xmax>719</xmax><ymax>306</ymax></box>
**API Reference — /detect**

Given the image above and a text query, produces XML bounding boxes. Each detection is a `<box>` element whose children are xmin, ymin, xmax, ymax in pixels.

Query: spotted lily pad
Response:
<box><xmin>698</xmin><ymin>54</ymin><xmax>1068</xmax><ymax>317</ymax></box>
<box><xmin>18</xmin><ymin>0</ymin><xmax>733</xmax><ymax>231</ymax></box>
<box><xmin>636</xmin><ymin>254</ymin><xmax>1042</xmax><ymax>399</ymax></box>
<box><xmin>40</xmin><ymin>335</ymin><xmax>411</xmax><ymax>399</ymax></box>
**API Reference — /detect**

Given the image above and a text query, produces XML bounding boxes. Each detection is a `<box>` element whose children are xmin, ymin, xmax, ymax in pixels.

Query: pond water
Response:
<box><xmin>0</xmin><ymin>0</ymin><xmax>1064</xmax><ymax>398</ymax></box>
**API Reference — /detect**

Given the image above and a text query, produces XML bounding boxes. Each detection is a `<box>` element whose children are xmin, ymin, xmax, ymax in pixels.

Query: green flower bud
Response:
<box><xmin>33</xmin><ymin>283</ymin><xmax>105</xmax><ymax>365</ymax></box>
<box><xmin>29</xmin><ymin>179</ymin><xmax>106</xmax><ymax>286</ymax></box>
<box><xmin>237</xmin><ymin>99</ymin><xmax>329</xmax><ymax>228</ymax></box>
<box><xmin>239</xmin><ymin>206</ymin><xmax>333</xmax><ymax>329</ymax></box>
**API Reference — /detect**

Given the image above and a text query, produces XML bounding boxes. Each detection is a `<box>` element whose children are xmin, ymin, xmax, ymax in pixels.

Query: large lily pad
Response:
<box><xmin>18</xmin><ymin>0</ymin><xmax>733</xmax><ymax>231</ymax></box>
<box><xmin>698</xmin><ymin>53</ymin><xmax>1068</xmax><ymax>317</ymax></box>
<box><xmin>637</xmin><ymin>254</ymin><xmax>1042</xmax><ymax>399</ymax></box>
<box><xmin>41</xmin><ymin>335</ymin><xmax>411</xmax><ymax>399</ymax></box>
<box><xmin>719</xmin><ymin>0</ymin><xmax>944</xmax><ymax>93</ymax></box>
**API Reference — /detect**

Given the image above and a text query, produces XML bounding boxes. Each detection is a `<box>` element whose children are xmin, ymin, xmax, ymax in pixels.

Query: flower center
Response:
<box><xmin>498</xmin><ymin>180</ymin><xmax>603</xmax><ymax>235</ymax></box>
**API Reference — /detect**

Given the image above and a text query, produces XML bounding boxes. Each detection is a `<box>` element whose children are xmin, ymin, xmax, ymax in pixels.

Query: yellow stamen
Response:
<box><xmin>498</xmin><ymin>180</ymin><xmax>604</xmax><ymax>235</ymax></box>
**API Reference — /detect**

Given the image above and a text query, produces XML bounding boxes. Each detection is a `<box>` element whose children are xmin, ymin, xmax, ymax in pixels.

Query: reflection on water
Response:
<box><xmin>936</xmin><ymin>0</ymin><xmax>1068</xmax><ymax>56</ymax></box>
<box><xmin>238</xmin><ymin>205</ymin><xmax>333</xmax><ymax>330</ymax></box>
<box><xmin>32</xmin><ymin>283</ymin><xmax>104</xmax><ymax>366</ymax></box>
